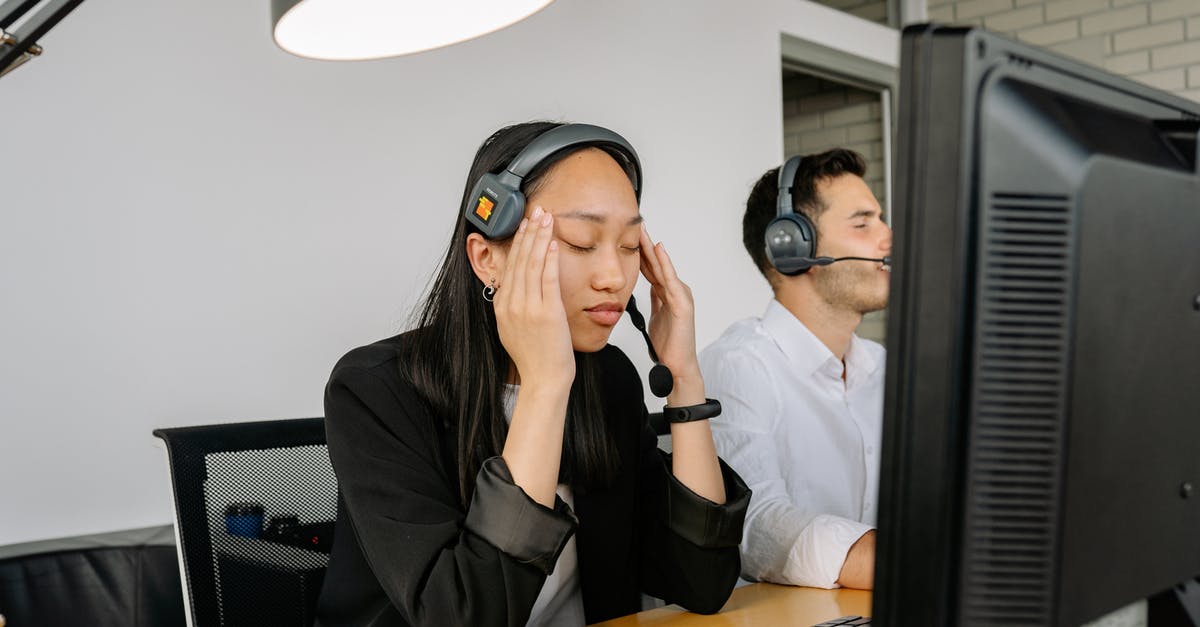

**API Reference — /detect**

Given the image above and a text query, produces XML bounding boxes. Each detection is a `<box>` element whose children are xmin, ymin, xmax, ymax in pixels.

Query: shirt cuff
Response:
<box><xmin>785</xmin><ymin>514</ymin><xmax>874</xmax><ymax>588</ymax></box>
<box><xmin>463</xmin><ymin>456</ymin><xmax>578</xmax><ymax>576</ymax></box>
<box><xmin>661</xmin><ymin>454</ymin><xmax>751</xmax><ymax>549</ymax></box>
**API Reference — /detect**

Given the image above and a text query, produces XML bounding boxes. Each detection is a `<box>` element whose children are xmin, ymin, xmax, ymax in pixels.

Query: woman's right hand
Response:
<box><xmin>493</xmin><ymin>206</ymin><xmax>575</xmax><ymax>389</ymax></box>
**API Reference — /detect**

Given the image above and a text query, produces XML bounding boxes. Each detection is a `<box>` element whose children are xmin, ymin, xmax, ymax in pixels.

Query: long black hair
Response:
<box><xmin>402</xmin><ymin>121</ymin><xmax>638</xmax><ymax>505</ymax></box>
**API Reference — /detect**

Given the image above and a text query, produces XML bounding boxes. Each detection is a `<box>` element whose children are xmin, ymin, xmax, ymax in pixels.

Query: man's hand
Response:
<box><xmin>837</xmin><ymin>529</ymin><xmax>876</xmax><ymax>590</ymax></box>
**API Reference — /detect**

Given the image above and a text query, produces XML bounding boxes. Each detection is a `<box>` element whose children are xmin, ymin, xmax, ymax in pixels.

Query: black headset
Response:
<box><xmin>764</xmin><ymin>155</ymin><xmax>821</xmax><ymax>275</ymax></box>
<box><xmin>465</xmin><ymin>123</ymin><xmax>643</xmax><ymax>240</ymax></box>
<box><xmin>764</xmin><ymin>155</ymin><xmax>891</xmax><ymax>275</ymax></box>
<box><xmin>465</xmin><ymin>123</ymin><xmax>673</xmax><ymax>397</ymax></box>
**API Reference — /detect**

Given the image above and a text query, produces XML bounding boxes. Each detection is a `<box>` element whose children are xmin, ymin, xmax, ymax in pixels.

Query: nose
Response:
<box><xmin>880</xmin><ymin>219</ymin><xmax>893</xmax><ymax>255</ymax></box>
<box><xmin>591</xmin><ymin>246</ymin><xmax>627</xmax><ymax>293</ymax></box>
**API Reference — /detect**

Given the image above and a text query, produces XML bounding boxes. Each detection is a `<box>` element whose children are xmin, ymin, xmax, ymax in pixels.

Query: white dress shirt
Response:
<box><xmin>502</xmin><ymin>385</ymin><xmax>587</xmax><ymax>627</ymax></box>
<box><xmin>698</xmin><ymin>299</ymin><xmax>885</xmax><ymax>589</ymax></box>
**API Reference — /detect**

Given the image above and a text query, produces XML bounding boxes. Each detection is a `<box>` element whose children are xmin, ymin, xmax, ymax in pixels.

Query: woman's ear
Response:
<box><xmin>465</xmin><ymin>233</ymin><xmax>505</xmax><ymax>286</ymax></box>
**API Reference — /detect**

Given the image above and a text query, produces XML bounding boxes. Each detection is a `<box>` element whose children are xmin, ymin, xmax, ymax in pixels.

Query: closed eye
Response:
<box><xmin>561</xmin><ymin>240</ymin><xmax>640</xmax><ymax>254</ymax></box>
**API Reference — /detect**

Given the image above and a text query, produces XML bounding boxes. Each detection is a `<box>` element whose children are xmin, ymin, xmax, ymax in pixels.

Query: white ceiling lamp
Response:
<box><xmin>271</xmin><ymin>0</ymin><xmax>556</xmax><ymax>61</ymax></box>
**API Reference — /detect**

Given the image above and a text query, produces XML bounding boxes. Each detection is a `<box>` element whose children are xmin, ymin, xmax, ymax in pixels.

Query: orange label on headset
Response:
<box><xmin>475</xmin><ymin>196</ymin><xmax>495</xmax><ymax>222</ymax></box>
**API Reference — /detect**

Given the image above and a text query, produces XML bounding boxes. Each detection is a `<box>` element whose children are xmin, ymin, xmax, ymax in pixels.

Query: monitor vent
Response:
<box><xmin>960</xmin><ymin>192</ymin><xmax>1074</xmax><ymax>626</ymax></box>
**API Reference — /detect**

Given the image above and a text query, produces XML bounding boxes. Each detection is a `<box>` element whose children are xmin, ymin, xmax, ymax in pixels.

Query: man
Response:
<box><xmin>699</xmin><ymin>149</ymin><xmax>891</xmax><ymax>590</ymax></box>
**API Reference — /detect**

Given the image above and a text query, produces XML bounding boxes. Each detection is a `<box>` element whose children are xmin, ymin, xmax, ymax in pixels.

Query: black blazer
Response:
<box><xmin>315</xmin><ymin>331</ymin><xmax>750</xmax><ymax>627</ymax></box>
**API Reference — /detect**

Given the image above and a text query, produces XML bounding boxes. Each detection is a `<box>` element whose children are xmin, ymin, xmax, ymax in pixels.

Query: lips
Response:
<box><xmin>584</xmin><ymin>302</ymin><xmax>624</xmax><ymax>327</ymax></box>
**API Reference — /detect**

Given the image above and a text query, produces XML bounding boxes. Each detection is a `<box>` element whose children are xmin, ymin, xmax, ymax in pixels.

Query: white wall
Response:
<box><xmin>0</xmin><ymin>0</ymin><xmax>897</xmax><ymax>545</ymax></box>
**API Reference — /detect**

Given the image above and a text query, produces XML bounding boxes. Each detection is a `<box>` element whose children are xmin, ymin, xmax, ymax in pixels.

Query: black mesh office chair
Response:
<box><xmin>154</xmin><ymin>418</ymin><xmax>335</xmax><ymax>627</ymax></box>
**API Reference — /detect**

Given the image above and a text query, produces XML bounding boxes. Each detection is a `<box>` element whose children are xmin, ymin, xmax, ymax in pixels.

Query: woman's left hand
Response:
<box><xmin>639</xmin><ymin>224</ymin><xmax>703</xmax><ymax>397</ymax></box>
<box><xmin>640</xmin><ymin>225</ymin><xmax>724</xmax><ymax>505</ymax></box>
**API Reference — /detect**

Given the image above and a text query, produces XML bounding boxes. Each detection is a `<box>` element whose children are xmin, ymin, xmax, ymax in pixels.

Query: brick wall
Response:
<box><xmin>926</xmin><ymin>0</ymin><xmax>1200</xmax><ymax>102</ymax></box>
<box><xmin>782</xmin><ymin>74</ymin><xmax>888</xmax><ymax>216</ymax></box>
<box><xmin>782</xmin><ymin>73</ymin><xmax>890</xmax><ymax>342</ymax></box>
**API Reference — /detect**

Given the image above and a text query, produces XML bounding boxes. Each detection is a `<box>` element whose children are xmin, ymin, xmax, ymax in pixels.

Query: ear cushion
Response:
<box><xmin>764</xmin><ymin>212</ymin><xmax>818</xmax><ymax>276</ymax></box>
<box><xmin>466</xmin><ymin>172</ymin><xmax>525</xmax><ymax>239</ymax></box>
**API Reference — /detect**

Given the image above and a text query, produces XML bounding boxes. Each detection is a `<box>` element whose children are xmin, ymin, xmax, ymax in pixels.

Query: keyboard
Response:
<box><xmin>812</xmin><ymin>616</ymin><xmax>871</xmax><ymax>626</ymax></box>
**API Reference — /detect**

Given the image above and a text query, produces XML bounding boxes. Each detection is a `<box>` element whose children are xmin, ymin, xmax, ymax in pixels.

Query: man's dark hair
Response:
<box><xmin>741</xmin><ymin>148</ymin><xmax>867</xmax><ymax>285</ymax></box>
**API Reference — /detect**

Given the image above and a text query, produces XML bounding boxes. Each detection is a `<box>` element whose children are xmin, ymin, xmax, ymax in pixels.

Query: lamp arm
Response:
<box><xmin>0</xmin><ymin>0</ymin><xmax>85</xmax><ymax>79</ymax></box>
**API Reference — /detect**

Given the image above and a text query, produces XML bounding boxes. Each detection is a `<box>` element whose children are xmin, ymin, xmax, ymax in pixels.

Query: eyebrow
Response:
<box><xmin>847</xmin><ymin>208</ymin><xmax>880</xmax><ymax>220</ymax></box>
<box><xmin>557</xmin><ymin>210</ymin><xmax>644</xmax><ymax>226</ymax></box>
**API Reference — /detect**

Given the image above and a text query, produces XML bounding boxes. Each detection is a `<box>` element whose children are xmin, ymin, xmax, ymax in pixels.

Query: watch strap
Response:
<box><xmin>662</xmin><ymin>398</ymin><xmax>722</xmax><ymax>423</ymax></box>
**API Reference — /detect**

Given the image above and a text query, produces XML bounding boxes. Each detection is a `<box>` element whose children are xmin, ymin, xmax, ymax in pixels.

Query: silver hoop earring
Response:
<box><xmin>482</xmin><ymin>277</ymin><xmax>496</xmax><ymax>302</ymax></box>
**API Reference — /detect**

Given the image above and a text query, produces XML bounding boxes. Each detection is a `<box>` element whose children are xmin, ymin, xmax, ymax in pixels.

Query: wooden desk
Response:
<box><xmin>592</xmin><ymin>583</ymin><xmax>872</xmax><ymax>626</ymax></box>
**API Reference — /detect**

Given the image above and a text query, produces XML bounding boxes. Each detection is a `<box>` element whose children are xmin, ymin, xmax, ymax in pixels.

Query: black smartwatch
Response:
<box><xmin>662</xmin><ymin>398</ymin><xmax>722</xmax><ymax>423</ymax></box>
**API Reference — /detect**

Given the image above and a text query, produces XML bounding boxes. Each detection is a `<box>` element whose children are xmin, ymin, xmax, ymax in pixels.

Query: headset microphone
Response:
<box><xmin>625</xmin><ymin>295</ymin><xmax>673</xmax><ymax>398</ymax></box>
<box><xmin>765</xmin><ymin>154</ymin><xmax>893</xmax><ymax>275</ymax></box>
<box><xmin>798</xmin><ymin>255</ymin><xmax>892</xmax><ymax>267</ymax></box>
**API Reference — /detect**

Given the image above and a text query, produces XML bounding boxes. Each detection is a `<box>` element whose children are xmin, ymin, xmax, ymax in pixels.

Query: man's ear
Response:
<box><xmin>465</xmin><ymin>232</ymin><xmax>505</xmax><ymax>286</ymax></box>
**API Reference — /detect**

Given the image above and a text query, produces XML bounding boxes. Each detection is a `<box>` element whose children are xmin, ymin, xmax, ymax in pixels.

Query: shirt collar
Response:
<box><xmin>845</xmin><ymin>333</ymin><xmax>880</xmax><ymax>387</ymax></box>
<box><xmin>760</xmin><ymin>299</ymin><xmax>881</xmax><ymax>382</ymax></box>
<box><xmin>761</xmin><ymin>299</ymin><xmax>840</xmax><ymax>378</ymax></box>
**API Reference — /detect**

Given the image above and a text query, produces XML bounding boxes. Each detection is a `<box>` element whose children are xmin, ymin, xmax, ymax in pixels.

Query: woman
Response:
<box><xmin>316</xmin><ymin>121</ymin><xmax>749</xmax><ymax>627</ymax></box>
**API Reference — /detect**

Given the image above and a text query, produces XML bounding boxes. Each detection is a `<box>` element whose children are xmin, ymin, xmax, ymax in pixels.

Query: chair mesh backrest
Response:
<box><xmin>154</xmin><ymin>418</ymin><xmax>336</xmax><ymax>627</ymax></box>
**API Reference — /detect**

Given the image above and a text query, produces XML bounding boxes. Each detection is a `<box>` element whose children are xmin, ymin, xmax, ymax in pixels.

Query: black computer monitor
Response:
<box><xmin>874</xmin><ymin>24</ymin><xmax>1200</xmax><ymax>627</ymax></box>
